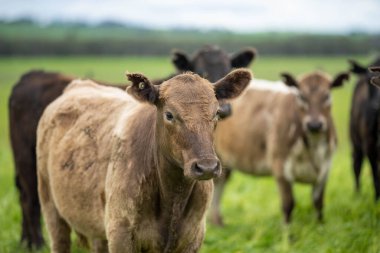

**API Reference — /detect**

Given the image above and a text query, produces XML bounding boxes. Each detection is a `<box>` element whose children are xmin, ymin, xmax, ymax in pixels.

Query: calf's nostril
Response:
<box><xmin>307</xmin><ymin>121</ymin><xmax>323</xmax><ymax>132</ymax></box>
<box><xmin>193</xmin><ymin>160</ymin><xmax>220</xmax><ymax>173</ymax></box>
<box><xmin>194</xmin><ymin>163</ymin><xmax>204</xmax><ymax>174</ymax></box>
<box><xmin>191</xmin><ymin>159</ymin><xmax>221</xmax><ymax>179</ymax></box>
<box><xmin>212</xmin><ymin>161</ymin><xmax>220</xmax><ymax>172</ymax></box>
<box><xmin>212</xmin><ymin>161</ymin><xmax>221</xmax><ymax>175</ymax></box>
<box><xmin>197</xmin><ymin>161</ymin><xmax>219</xmax><ymax>172</ymax></box>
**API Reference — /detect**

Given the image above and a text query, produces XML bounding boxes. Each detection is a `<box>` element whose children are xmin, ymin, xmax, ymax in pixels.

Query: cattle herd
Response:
<box><xmin>7</xmin><ymin>45</ymin><xmax>380</xmax><ymax>252</ymax></box>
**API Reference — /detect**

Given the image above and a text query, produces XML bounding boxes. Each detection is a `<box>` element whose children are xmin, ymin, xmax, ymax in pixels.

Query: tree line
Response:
<box><xmin>0</xmin><ymin>19</ymin><xmax>379</xmax><ymax>56</ymax></box>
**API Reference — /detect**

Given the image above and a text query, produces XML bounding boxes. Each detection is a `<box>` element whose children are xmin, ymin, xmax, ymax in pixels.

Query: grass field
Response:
<box><xmin>0</xmin><ymin>55</ymin><xmax>379</xmax><ymax>253</ymax></box>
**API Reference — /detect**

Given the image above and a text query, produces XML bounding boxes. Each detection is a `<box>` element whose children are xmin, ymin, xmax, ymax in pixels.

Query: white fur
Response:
<box><xmin>249</xmin><ymin>78</ymin><xmax>298</xmax><ymax>94</ymax></box>
<box><xmin>66</xmin><ymin>79</ymin><xmax>133</xmax><ymax>102</ymax></box>
<box><xmin>284</xmin><ymin>136</ymin><xmax>330</xmax><ymax>184</ymax></box>
<box><xmin>113</xmin><ymin>104</ymin><xmax>139</xmax><ymax>138</ymax></box>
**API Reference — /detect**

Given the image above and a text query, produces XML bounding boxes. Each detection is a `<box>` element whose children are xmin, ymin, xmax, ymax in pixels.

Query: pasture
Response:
<box><xmin>0</xmin><ymin>55</ymin><xmax>379</xmax><ymax>253</ymax></box>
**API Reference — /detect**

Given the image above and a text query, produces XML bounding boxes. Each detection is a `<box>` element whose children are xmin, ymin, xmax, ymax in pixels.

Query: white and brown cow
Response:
<box><xmin>211</xmin><ymin>71</ymin><xmax>349</xmax><ymax>225</ymax></box>
<box><xmin>37</xmin><ymin>69</ymin><xmax>251</xmax><ymax>252</ymax></box>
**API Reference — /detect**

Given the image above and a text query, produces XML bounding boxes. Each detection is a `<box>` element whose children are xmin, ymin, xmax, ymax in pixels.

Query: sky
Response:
<box><xmin>0</xmin><ymin>0</ymin><xmax>379</xmax><ymax>34</ymax></box>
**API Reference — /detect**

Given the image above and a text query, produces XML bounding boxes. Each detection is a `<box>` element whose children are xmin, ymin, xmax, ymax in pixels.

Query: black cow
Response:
<box><xmin>349</xmin><ymin>58</ymin><xmax>380</xmax><ymax>200</ymax></box>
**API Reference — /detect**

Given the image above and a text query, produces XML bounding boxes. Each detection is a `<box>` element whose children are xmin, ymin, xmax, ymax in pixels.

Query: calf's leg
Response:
<box><xmin>15</xmin><ymin>174</ymin><xmax>29</xmax><ymax>244</ymax></box>
<box><xmin>38</xmin><ymin>174</ymin><xmax>71</xmax><ymax>253</ymax></box>
<box><xmin>276</xmin><ymin>177</ymin><xmax>295</xmax><ymax>223</ymax></box>
<box><xmin>13</xmin><ymin>147</ymin><xmax>44</xmax><ymax>249</ymax></box>
<box><xmin>368</xmin><ymin>152</ymin><xmax>380</xmax><ymax>200</ymax></box>
<box><xmin>19</xmin><ymin>174</ymin><xmax>44</xmax><ymax>249</ymax></box>
<box><xmin>106</xmin><ymin>219</ymin><xmax>136</xmax><ymax>253</ymax></box>
<box><xmin>91</xmin><ymin>239</ymin><xmax>108</xmax><ymax>253</ymax></box>
<box><xmin>28</xmin><ymin>148</ymin><xmax>45</xmax><ymax>249</ymax></box>
<box><xmin>352</xmin><ymin>146</ymin><xmax>364</xmax><ymax>192</ymax></box>
<box><xmin>273</xmin><ymin>159</ymin><xmax>294</xmax><ymax>223</ymax></box>
<box><xmin>312</xmin><ymin>183</ymin><xmax>326</xmax><ymax>222</ymax></box>
<box><xmin>210</xmin><ymin>168</ymin><xmax>231</xmax><ymax>226</ymax></box>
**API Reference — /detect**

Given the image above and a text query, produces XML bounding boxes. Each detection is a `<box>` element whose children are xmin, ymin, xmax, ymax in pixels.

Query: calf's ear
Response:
<box><xmin>330</xmin><ymin>72</ymin><xmax>349</xmax><ymax>88</ymax></box>
<box><xmin>126</xmin><ymin>72</ymin><xmax>159</xmax><ymax>104</ymax></box>
<box><xmin>214</xmin><ymin>69</ymin><xmax>252</xmax><ymax>100</ymax></box>
<box><xmin>172</xmin><ymin>49</ymin><xmax>193</xmax><ymax>72</ymax></box>
<box><xmin>280</xmin><ymin>73</ymin><xmax>298</xmax><ymax>88</ymax></box>
<box><xmin>348</xmin><ymin>60</ymin><xmax>367</xmax><ymax>75</ymax></box>
<box><xmin>370</xmin><ymin>66</ymin><xmax>380</xmax><ymax>72</ymax></box>
<box><xmin>370</xmin><ymin>67</ymin><xmax>380</xmax><ymax>88</ymax></box>
<box><xmin>230</xmin><ymin>48</ymin><xmax>256</xmax><ymax>68</ymax></box>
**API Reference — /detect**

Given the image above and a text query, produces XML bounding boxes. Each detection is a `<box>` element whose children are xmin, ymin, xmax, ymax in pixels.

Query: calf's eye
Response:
<box><xmin>297</xmin><ymin>94</ymin><xmax>308</xmax><ymax>104</ymax></box>
<box><xmin>213</xmin><ymin>110</ymin><xmax>221</xmax><ymax>121</ymax></box>
<box><xmin>323</xmin><ymin>94</ymin><xmax>331</xmax><ymax>106</ymax></box>
<box><xmin>299</xmin><ymin>94</ymin><xmax>307</xmax><ymax>103</ymax></box>
<box><xmin>296</xmin><ymin>93</ymin><xmax>309</xmax><ymax>109</ymax></box>
<box><xmin>165</xmin><ymin>111</ymin><xmax>174</xmax><ymax>121</ymax></box>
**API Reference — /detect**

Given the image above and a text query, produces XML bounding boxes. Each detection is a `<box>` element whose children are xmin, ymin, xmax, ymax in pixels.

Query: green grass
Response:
<box><xmin>0</xmin><ymin>55</ymin><xmax>379</xmax><ymax>253</ymax></box>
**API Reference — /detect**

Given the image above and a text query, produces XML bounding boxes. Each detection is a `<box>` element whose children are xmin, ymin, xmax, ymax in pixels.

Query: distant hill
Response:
<box><xmin>0</xmin><ymin>19</ymin><xmax>379</xmax><ymax>56</ymax></box>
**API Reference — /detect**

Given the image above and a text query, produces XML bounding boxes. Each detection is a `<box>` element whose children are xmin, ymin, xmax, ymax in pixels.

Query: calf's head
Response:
<box><xmin>172</xmin><ymin>45</ymin><xmax>255</xmax><ymax>119</ymax></box>
<box><xmin>127</xmin><ymin>69</ymin><xmax>252</xmax><ymax>180</ymax></box>
<box><xmin>172</xmin><ymin>45</ymin><xmax>256</xmax><ymax>83</ymax></box>
<box><xmin>349</xmin><ymin>58</ymin><xmax>380</xmax><ymax>100</ymax></box>
<box><xmin>281</xmin><ymin>71</ymin><xmax>349</xmax><ymax>134</ymax></box>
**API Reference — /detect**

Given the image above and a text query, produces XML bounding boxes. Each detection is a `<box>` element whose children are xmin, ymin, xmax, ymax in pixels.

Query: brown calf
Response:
<box><xmin>211</xmin><ymin>71</ymin><xmax>348</xmax><ymax>225</ymax></box>
<box><xmin>37</xmin><ymin>70</ymin><xmax>251</xmax><ymax>252</ymax></box>
<box><xmin>9</xmin><ymin>45</ymin><xmax>255</xmax><ymax>249</ymax></box>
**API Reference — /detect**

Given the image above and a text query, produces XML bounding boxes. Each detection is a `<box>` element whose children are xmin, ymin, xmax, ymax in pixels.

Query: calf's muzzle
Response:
<box><xmin>191</xmin><ymin>158</ymin><xmax>221</xmax><ymax>180</ymax></box>
<box><xmin>307</xmin><ymin>120</ymin><xmax>323</xmax><ymax>133</ymax></box>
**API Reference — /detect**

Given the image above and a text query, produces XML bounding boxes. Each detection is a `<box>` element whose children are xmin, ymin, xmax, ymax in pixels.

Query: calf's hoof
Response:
<box><xmin>22</xmin><ymin>236</ymin><xmax>44</xmax><ymax>250</ymax></box>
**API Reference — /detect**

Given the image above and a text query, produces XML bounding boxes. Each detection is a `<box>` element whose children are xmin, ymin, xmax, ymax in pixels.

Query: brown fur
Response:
<box><xmin>9</xmin><ymin>71</ymin><xmax>125</xmax><ymax>249</ymax></box>
<box><xmin>37</xmin><ymin>70</ymin><xmax>251</xmax><ymax>252</ymax></box>
<box><xmin>9</xmin><ymin>45</ymin><xmax>256</xmax><ymax>249</ymax></box>
<box><xmin>211</xmin><ymin>71</ymin><xmax>348</xmax><ymax>225</ymax></box>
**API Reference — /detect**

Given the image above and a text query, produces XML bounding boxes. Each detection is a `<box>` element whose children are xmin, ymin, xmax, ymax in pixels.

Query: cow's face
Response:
<box><xmin>172</xmin><ymin>45</ymin><xmax>256</xmax><ymax>83</ymax></box>
<box><xmin>281</xmin><ymin>71</ymin><xmax>349</xmax><ymax>134</ymax></box>
<box><xmin>350</xmin><ymin>59</ymin><xmax>380</xmax><ymax>103</ymax></box>
<box><xmin>126</xmin><ymin>69</ymin><xmax>252</xmax><ymax>180</ymax></box>
<box><xmin>172</xmin><ymin>45</ymin><xmax>255</xmax><ymax>120</ymax></box>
